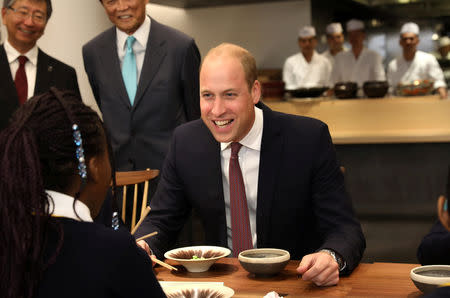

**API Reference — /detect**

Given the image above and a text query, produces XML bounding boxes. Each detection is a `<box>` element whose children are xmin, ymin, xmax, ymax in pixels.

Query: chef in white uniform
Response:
<box><xmin>432</xmin><ymin>36</ymin><xmax>450</xmax><ymax>60</ymax></box>
<box><xmin>330</xmin><ymin>19</ymin><xmax>385</xmax><ymax>92</ymax></box>
<box><xmin>282</xmin><ymin>25</ymin><xmax>332</xmax><ymax>90</ymax></box>
<box><xmin>322</xmin><ymin>22</ymin><xmax>347</xmax><ymax>66</ymax></box>
<box><xmin>387</xmin><ymin>22</ymin><xmax>447</xmax><ymax>99</ymax></box>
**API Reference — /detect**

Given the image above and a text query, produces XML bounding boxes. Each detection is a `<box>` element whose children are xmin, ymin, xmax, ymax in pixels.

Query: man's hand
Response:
<box><xmin>296</xmin><ymin>251</ymin><xmax>339</xmax><ymax>286</ymax></box>
<box><xmin>438</xmin><ymin>87</ymin><xmax>448</xmax><ymax>99</ymax></box>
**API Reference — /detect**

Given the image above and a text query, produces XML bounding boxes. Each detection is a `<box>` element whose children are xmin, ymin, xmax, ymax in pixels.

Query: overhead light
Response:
<box><xmin>432</xmin><ymin>33</ymin><xmax>439</xmax><ymax>41</ymax></box>
<box><xmin>397</xmin><ymin>0</ymin><xmax>410</xmax><ymax>4</ymax></box>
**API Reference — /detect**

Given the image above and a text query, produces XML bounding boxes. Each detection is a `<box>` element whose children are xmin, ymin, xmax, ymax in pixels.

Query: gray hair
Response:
<box><xmin>3</xmin><ymin>0</ymin><xmax>52</xmax><ymax>20</ymax></box>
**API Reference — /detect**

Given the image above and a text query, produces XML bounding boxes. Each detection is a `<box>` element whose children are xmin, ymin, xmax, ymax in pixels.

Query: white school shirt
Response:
<box><xmin>283</xmin><ymin>51</ymin><xmax>332</xmax><ymax>89</ymax></box>
<box><xmin>221</xmin><ymin>106</ymin><xmax>263</xmax><ymax>251</ymax></box>
<box><xmin>46</xmin><ymin>190</ymin><xmax>93</xmax><ymax>222</ymax></box>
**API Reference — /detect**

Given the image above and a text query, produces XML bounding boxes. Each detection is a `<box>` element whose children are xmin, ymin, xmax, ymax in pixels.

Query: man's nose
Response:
<box><xmin>211</xmin><ymin>98</ymin><xmax>226</xmax><ymax>116</ymax></box>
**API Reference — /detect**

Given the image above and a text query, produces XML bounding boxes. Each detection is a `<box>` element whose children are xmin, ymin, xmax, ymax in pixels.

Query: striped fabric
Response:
<box><xmin>229</xmin><ymin>142</ymin><xmax>252</xmax><ymax>257</ymax></box>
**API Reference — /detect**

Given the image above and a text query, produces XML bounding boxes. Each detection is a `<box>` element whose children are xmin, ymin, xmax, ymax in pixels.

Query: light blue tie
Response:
<box><xmin>122</xmin><ymin>36</ymin><xmax>137</xmax><ymax>105</ymax></box>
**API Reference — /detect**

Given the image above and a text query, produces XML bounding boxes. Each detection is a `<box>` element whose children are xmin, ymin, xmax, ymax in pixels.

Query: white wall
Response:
<box><xmin>1</xmin><ymin>0</ymin><xmax>311</xmax><ymax>111</ymax></box>
<box><xmin>147</xmin><ymin>0</ymin><xmax>311</xmax><ymax>68</ymax></box>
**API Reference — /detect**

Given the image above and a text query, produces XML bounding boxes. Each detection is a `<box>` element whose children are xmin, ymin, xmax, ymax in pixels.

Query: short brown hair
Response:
<box><xmin>202</xmin><ymin>43</ymin><xmax>257</xmax><ymax>91</ymax></box>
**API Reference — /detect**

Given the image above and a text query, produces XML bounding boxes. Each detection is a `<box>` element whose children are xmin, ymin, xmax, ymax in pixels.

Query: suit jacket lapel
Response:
<box><xmin>99</xmin><ymin>28</ymin><xmax>131</xmax><ymax>109</ymax></box>
<box><xmin>35</xmin><ymin>49</ymin><xmax>52</xmax><ymax>95</ymax></box>
<box><xmin>0</xmin><ymin>45</ymin><xmax>19</xmax><ymax>109</ymax></box>
<box><xmin>133</xmin><ymin>18</ymin><xmax>166</xmax><ymax>109</ymax></box>
<box><xmin>256</xmin><ymin>107</ymin><xmax>283</xmax><ymax>247</ymax></box>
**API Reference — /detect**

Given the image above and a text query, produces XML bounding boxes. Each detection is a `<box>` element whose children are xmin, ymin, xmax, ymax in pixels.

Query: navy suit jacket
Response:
<box><xmin>136</xmin><ymin>105</ymin><xmax>366</xmax><ymax>274</ymax></box>
<box><xmin>417</xmin><ymin>221</ymin><xmax>450</xmax><ymax>265</ymax></box>
<box><xmin>82</xmin><ymin>17</ymin><xmax>200</xmax><ymax>172</ymax></box>
<box><xmin>0</xmin><ymin>44</ymin><xmax>80</xmax><ymax>130</ymax></box>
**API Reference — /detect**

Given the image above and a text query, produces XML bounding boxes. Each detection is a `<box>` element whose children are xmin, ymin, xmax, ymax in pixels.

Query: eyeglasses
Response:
<box><xmin>7</xmin><ymin>6</ymin><xmax>47</xmax><ymax>25</ymax></box>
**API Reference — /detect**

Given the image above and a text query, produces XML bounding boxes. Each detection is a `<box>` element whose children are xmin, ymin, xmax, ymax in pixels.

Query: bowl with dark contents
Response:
<box><xmin>163</xmin><ymin>285</ymin><xmax>234</xmax><ymax>298</ymax></box>
<box><xmin>410</xmin><ymin>265</ymin><xmax>450</xmax><ymax>293</ymax></box>
<box><xmin>238</xmin><ymin>248</ymin><xmax>290</xmax><ymax>277</ymax></box>
<box><xmin>164</xmin><ymin>246</ymin><xmax>231</xmax><ymax>273</ymax></box>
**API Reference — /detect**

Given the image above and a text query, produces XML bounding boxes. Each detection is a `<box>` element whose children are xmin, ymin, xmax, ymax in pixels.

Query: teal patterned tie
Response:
<box><xmin>122</xmin><ymin>36</ymin><xmax>137</xmax><ymax>105</ymax></box>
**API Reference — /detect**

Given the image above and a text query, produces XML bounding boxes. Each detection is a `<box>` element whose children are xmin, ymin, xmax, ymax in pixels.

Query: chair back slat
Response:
<box><xmin>113</xmin><ymin>168</ymin><xmax>160</xmax><ymax>230</ymax></box>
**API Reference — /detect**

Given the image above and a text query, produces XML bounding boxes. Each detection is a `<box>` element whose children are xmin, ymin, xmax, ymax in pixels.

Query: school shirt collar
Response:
<box><xmin>116</xmin><ymin>15</ymin><xmax>151</xmax><ymax>51</ymax></box>
<box><xmin>46</xmin><ymin>190</ymin><xmax>93</xmax><ymax>222</ymax></box>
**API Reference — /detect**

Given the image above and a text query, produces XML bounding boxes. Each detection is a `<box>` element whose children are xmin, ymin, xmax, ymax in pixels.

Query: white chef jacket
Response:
<box><xmin>282</xmin><ymin>51</ymin><xmax>332</xmax><ymax>89</ymax></box>
<box><xmin>387</xmin><ymin>50</ymin><xmax>447</xmax><ymax>90</ymax></box>
<box><xmin>322</xmin><ymin>47</ymin><xmax>348</xmax><ymax>67</ymax></box>
<box><xmin>331</xmin><ymin>47</ymin><xmax>386</xmax><ymax>87</ymax></box>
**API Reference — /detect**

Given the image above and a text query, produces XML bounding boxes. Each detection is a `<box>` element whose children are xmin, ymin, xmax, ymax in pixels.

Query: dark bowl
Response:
<box><xmin>334</xmin><ymin>82</ymin><xmax>358</xmax><ymax>99</ymax></box>
<box><xmin>238</xmin><ymin>248</ymin><xmax>290</xmax><ymax>277</ymax></box>
<box><xmin>410</xmin><ymin>265</ymin><xmax>450</xmax><ymax>293</ymax></box>
<box><xmin>363</xmin><ymin>80</ymin><xmax>389</xmax><ymax>98</ymax></box>
<box><xmin>286</xmin><ymin>87</ymin><xmax>329</xmax><ymax>98</ymax></box>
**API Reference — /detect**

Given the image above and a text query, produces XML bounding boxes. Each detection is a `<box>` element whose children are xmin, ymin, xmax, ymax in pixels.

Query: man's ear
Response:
<box><xmin>252</xmin><ymin>80</ymin><xmax>261</xmax><ymax>104</ymax></box>
<box><xmin>437</xmin><ymin>195</ymin><xmax>450</xmax><ymax>231</ymax></box>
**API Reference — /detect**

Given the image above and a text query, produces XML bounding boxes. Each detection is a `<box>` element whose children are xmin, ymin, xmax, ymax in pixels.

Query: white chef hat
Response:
<box><xmin>346</xmin><ymin>19</ymin><xmax>364</xmax><ymax>32</ymax></box>
<box><xmin>298</xmin><ymin>26</ymin><xmax>316</xmax><ymax>38</ymax></box>
<box><xmin>326</xmin><ymin>22</ymin><xmax>343</xmax><ymax>35</ymax></box>
<box><xmin>439</xmin><ymin>36</ymin><xmax>450</xmax><ymax>48</ymax></box>
<box><xmin>400</xmin><ymin>22</ymin><xmax>420</xmax><ymax>35</ymax></box>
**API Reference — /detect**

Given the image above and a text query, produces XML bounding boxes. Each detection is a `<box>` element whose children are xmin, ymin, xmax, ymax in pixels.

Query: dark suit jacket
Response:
<box><xmin>82</xmin><ymin>17</ymin><xmax>200</xmax><ymax>172</ymax></box>
<box><xmin>0</xmin><ymin>44</ymin><xmax>80</xmax><ymax>130</ymax></box>
<box><xmin>136</xmin><ymin>106</ymin><xmax>366</xmax><ymax>274</ymax></box>
<box><xmin>36</xmin><ymin>218</ymin><xmax>165</xmax><ymax>298</ymax></box>
<box><xmin>417</xmin><ymin>221</ymin><xmax>450</xmax><ymax>265</ymax></box>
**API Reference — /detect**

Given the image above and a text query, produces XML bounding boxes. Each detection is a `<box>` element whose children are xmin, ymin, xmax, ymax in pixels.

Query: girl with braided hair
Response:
<box><xmin>0</xmin><ymin>88</ymin><xmax>165</xmax><ymax>298</ymax></box>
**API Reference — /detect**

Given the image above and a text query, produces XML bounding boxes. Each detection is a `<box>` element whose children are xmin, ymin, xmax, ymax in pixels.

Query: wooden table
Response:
<box><xmin>265</xmin><ymin>95</ymin><xmax>450</xmax><ymax>144</ymax></box>
<box><xmin>155</xmin><ymin>258</ymin><xmax>422</xmax><ymax>297</ymax></box>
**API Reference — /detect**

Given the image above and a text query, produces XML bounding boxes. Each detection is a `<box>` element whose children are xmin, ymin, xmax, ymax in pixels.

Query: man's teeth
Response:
<box><xmin>119</xmin><ymin>15</ymin><xmax>131</xmax><ymax>19</ymax></box>
<box><xmin>214</xmin><ymin>120</ymin><xmax>232</xmax><ymax>127</ymax></box>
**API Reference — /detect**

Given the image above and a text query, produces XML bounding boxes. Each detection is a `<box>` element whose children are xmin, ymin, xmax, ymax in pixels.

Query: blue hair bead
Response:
<box><xmin>72</xmin><ymin>122</ymin><xmax>87</xmax><ymax>182</ymax></box>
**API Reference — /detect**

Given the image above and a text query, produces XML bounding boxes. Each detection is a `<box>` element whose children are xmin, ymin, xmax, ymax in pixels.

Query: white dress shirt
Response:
<box><xmin>283</xmin><ymin>51</ymin><xmax>332</xmax><ymax>89</ymax></box>
<box><xmin>4</xmin><ymin>40</ymin><xmax>38</xmax><ymax>100</ymax></box>
<box><xmin>221</xmin><ymin>106</ymin><xmax>263</xmax><ymax>251</ymax></box>
<box><xmin>116</xmin><ymin>15</ymin><xmax>151</xmax><ymax>84</ymax></box>
<box><xmin>331</xmin><ymin>47</ymin><xmax>386</xmax><ymax>88</ymax></box>
<box><xmin>46</xmin><ymin>190</ymin><xmax>93</xmax><ymax>222</ymax></box>
<box><xmin>387</xmin><ymin>50</ymin><xmax>447</xmax><ymax>90</ymax></box>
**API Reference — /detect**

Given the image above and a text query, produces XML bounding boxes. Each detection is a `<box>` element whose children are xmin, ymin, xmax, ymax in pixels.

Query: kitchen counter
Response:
<box><xmin>265</xmin><ymin>95</ymin><xmax>450</xmax><ymax>144</ymax></box>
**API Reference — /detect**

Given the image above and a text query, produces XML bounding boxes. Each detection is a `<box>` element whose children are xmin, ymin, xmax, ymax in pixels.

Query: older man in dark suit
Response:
<box><xmin>0</xmin><ymin>0</ymin><xmax>80</xmax><ymax>130</ymax></box>
<box><xmin>136</xmin><ymin>43</ymin><xmax>365</xmax><ymax>287</ymax></box>
<box><xmin>83</xmin><ymin>0</ymin><xmax>200</xmax><ymax>174</ymax></box>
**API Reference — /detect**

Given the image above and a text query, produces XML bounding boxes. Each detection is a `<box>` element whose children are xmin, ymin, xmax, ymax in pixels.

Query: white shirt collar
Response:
<box><xmin>46</xmin><ymin>190</ymin><xmax>93</xmax><ymax>222</ymax></box>
<box><xmin>4</xmin><ymin>39</ymin><xmax>38</xmax><ymax>66</ymax></box>
<box><xmin>116</xmin><ymin>15</ymin><xmax>151</xmax><ymax>51</ymax></box>
<box><xmin>221</xmin><ymin>106</ymin><xmax>263</xmax><ymax>152</ymax></box>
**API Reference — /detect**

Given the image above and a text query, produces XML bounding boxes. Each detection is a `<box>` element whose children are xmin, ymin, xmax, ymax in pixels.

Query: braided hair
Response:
<box><xmin>0</xmin><ymin>88</ymin><xmax>110</xmax><ymax>298</ymax></box>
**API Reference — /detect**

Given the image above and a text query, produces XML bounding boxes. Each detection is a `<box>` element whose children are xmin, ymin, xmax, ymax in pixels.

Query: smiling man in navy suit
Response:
<box><xmin>0</xmin><ymin>0</ymin><xmax>80</xmax><ymax>130</ymax></box>
<box><xmin>136</xmin><ymin>43</ymin><xmax>365</xmax><ymax>286</ymax></box>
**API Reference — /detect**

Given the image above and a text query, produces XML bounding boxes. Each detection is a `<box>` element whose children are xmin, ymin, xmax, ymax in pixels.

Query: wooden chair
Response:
<box><xmin>114</xmin><ymin>168</ymin><xmax>159</xmax><ymax>231</ymax></box>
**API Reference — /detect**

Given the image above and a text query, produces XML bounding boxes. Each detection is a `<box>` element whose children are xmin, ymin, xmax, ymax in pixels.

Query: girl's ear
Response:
<box><xmin>437</xmin><ymin>195</ymin><xmax>450</xmax><ymax>231</ymax></box>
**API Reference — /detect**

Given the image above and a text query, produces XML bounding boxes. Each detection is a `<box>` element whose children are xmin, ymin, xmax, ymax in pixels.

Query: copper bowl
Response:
<box><xmin>396</xmin><ymin>80</ymin><xmax>434</xmax><ymax>96</ymax></box>
<box><xmin>334</xmin><ymin>82</ymin><xmax>358</xmax><ymax>99</ymax></box>
<box><xmin>363</xmin><ymin>80</ymin><xmax>389</xmax><ymax>98</ymax></box>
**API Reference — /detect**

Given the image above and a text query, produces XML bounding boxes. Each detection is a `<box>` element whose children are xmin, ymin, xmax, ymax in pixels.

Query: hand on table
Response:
<box><xmin>296</xmin><ymin>251</ymin><xmax>339</xmax><ymax>286</ymax></box>
<box><xmin>438</xmin><ymin>87</ymin><xmax>448</xmax><ymax>99</ymax></box>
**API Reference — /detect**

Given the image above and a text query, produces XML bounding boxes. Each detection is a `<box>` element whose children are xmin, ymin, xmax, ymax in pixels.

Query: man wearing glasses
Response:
<box><xmin>0</xmin><ymin>0</ymin><xmax>80</xmax><ymax>130</ymax></box>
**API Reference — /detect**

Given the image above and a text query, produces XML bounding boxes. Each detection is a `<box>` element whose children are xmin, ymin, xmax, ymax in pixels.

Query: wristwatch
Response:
<box><xmin>320</xmin><ymin>249</ymin><xmax>347</xmax><ymax>272</ymax></box>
